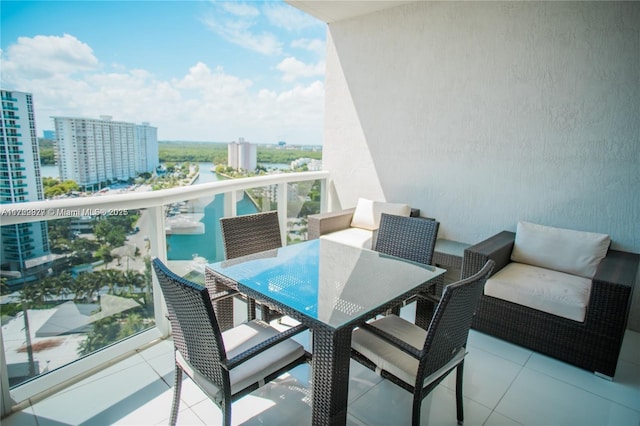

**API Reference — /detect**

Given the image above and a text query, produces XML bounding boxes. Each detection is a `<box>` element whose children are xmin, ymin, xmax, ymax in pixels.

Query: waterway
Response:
<box><xmin>166</xmin><ymin>162</ymin><xmax>292</xmax><ymax>262</ymax></box>
<box><xmin>41</xmin><ymin>164</ymin><xmax>59</xmax><ymax>178</ymax></box>
<box><xmin>40</xmin><ymin>162</ymin><xmax>289</xmax><ymax>263</ymax></box>
<box><xmin>166</xmin><ymin>163</ymin><xmax>259</xmax><ymax>262</ymax></box>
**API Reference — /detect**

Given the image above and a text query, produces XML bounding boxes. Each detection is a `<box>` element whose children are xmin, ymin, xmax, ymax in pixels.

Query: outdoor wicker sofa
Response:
<box><xmin>307</xmin><ymin>198</ymin><xmax>420</xmax><ymax>249</ymax></box>
<box><xmin>461</xmin><ymin>223</ymin><xmax>639</xmax><ymax>379</ymax></box>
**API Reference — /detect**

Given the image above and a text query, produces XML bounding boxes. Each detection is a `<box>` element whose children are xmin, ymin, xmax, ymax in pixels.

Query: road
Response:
<box><xmin>100</xmin><ymin>209</ymin><xmax>152</xmax><ymax>273</ymax></box>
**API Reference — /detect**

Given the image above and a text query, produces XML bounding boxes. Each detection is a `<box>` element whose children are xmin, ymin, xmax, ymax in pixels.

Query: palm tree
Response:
<box><xmin>122</xmin><ymin>270</ymin><xmax>145</xmax><ymax>296</ymax></box>
<box><xmin>118</xmin><ymin>313</ymin><xmax>144</xmax><ymax>339</ymax></box>
<box><xmin>0</xmin><ymin>277</ymin><xmax>9</xmax><ymax>295</ymax></box>
<box><xmin>73</xmin><ymin>272</ymin><xmax>99</xmax><ymax>302</ymax></box>
<box><xmin>17</xmin><ymin>283</ymin><xmax>43</xmax><ymax>378</ymax></box>
<box><xmin>97</xmin><ymin>269</ymin><xmax>123</xmax><ymax>295</ymax></box>
<box><xmin>52</xmin><ymin>272</ymin><xmax>73</xmax><ymax>301</ymax></box>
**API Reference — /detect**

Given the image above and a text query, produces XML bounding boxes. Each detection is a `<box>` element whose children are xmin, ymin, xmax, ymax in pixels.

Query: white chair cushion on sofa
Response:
<box><xmin>511</xmin><ymin>221</ymin><xmax>610</xmax><ymax>279</ymax></box>
<box><xmin>320</xmin><ymin>228</ymin><xmax>376</xmax><ymax>249</ymax></box>
<box><xmin>485</xmin><ymin>262</ymin><xmax>592</xmax><ymax>322</ymax></box>
<box><xmin>350</xmin><ymin>198</ymin><xmax>411</xmax><ymax>231</ymax></box>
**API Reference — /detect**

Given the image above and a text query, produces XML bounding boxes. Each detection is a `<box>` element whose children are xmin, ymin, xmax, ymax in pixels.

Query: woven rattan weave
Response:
<box><xmin>218</xmin><ymin>211</ymin><xmax>283</xmax><ymax>326</ymax></box>
<box><xmin>351</xmin><ymin>260</ymin><xmax>494</xmax><ymax>426</ymax></box>
<box><xmin>374</xmin><ymin>213</ymin><xmax>440</xmax><ymax>324</ymax></box>
<box><xmin>462</xmin><ymin>230</ymin><xmax>639</xmax><ymax>378</ymax></box>
<box><xmin>152</xmin><ymin>258</ymin><xmax>309</xmax><ymax>426</ymax></box>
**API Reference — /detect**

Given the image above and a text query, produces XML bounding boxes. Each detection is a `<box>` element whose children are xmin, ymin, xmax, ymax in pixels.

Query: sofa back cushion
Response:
<box><xmin>511</xmin><ymin>221</ymin><xmax>610</xmax><ymax>278</ymax></box>
<box><xmin>350</xmin><ymin>198</ymin><xmax>411</xmax><ymax>231</ymax></box>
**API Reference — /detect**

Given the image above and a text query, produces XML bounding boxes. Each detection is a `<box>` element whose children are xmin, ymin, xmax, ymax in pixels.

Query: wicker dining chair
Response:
<box><xmin>152</xmin><ymin>257</ymin><xmax>309</xmax><ymax>426</ymax></box>
<box><xmin>351</xmin><ymin>260</ymin><xmax>495</xmax><ymax>426</ymax></box>
<box><xmin>374</xmin><ymin>213</ymin><xmax>440</xmax><ymax>317</ymax></box>
<box><xmin>219</xmin><ymin>211</ymin><xmax>283</xmax><ymax>322</ymax></box>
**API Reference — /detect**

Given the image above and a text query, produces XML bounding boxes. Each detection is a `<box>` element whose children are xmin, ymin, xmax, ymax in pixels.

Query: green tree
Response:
<box><xmin>73</xmin><ymin>272</ymin><xmax>101</xmax><ymax>302</ymax></box>
<box><xmin>96</xmin><ymin>269</ymin><xmax>124</xmax><ymax>295</ymax></box>
<box><xmin>51</xmin><ymin>273</ymin><xmax>73</xmax><ymax>300</ymax></box>
<box><xmin>118</xmin><ymin>313</ymin><xmax>145</xmax><ymax>339</ymax></box>
<box><xmin>43</xmin><ymin>178</ymin><xmax>79</xmax><ymax>198</ymax></box>
<box><xmin>77</xmin><ymin>317</ymin><xmax>120</xmax><ymax>356</ymax></box>
<box><xmin>1</xmin><ymin>277</ymin><xmax>10</xmax><ymax>295</ymax></box>
<box><xmin>69</xmin><ymin>237</ymin><xmax>100</xmax><ymax>265</ymax></box>
<box><xmin>95</xmin><ymin>245</ymin><xmax>114</xmax><ymax>263</ymax></box>
<box><xmin>38</xmin><ymin>138</ymin><xmax>56</xmax><ymax>165</ymax></box>
<box><xmin>17</xmin><ymin>282</ymin><xmax>48</xmax><ymax>378</ymax></box>
<box><xmin>122</xmin><ymin>270</ymin><xmax>146</xmax><ymax>296</ymax></box>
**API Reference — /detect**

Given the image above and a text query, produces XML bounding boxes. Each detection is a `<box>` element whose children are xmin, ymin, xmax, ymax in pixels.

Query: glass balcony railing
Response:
<box><xmin>0</xmin><ymin>170</ymin><xmax>328</xmax><ymax>410</ymax></box>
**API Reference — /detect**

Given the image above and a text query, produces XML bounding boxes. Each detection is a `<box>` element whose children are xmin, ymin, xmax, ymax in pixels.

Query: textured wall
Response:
<box><xmin>323</xmin><ymin>2</ymin><xmax>640</xmax><ymax>328</ymax></box>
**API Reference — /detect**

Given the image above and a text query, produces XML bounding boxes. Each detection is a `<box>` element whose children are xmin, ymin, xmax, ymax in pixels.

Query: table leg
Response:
<box><xmin>415</xmin><ymin>275</ymin><xmax>444</xmax><ymax>330</ymax></box>
<box><xmin>207</xmin><ymin>274</ymin><xmax>235</xmax><ymax>332</ymax></box>
<box><xmin>311</xmin><ymin>327</ymin><xmax>352</xmax><ymax>426</ymax></box>
<box><xmin>415</xmin><ymin>297</ymin><xmax>435</xmax><ymax>330</ymax></box>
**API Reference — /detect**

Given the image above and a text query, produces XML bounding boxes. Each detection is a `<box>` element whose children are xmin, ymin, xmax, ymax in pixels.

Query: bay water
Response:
<box><xmin>40</xmin><ymin>162</ymin><xmax>287</xmax><ymax>262</ymax></box>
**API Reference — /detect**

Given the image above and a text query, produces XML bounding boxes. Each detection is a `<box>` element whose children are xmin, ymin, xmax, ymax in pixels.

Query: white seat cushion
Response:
<box><xmin>176</xmin><ymin>320</ymin><xmax>304</xmax><ymax>399</ymax></box>
<box><xmin>350</xmin><ymin>198</ymin><xmax>411</xmax><ymax>231</ymax></box>
<box><xmin>511</xmin><ymin>221</ymin><xmax>610</xmax><ymax>278</ymax></box>
<box><xmin>352</xmin><ymin>314</ymin><xmax>465</xmax><ymax>386</ymax></box>
<box><xmin>320</xmin><ymin>227</ymin><xmax>375</xmax><ymax>249</ymax></box>
<box><xmin>485</xmin><ymin>262</ymin><xmax>592</xmax><ymax>322</ymax></box>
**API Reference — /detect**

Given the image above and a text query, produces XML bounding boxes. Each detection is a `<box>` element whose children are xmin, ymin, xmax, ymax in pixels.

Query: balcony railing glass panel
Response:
<box><xmin>0</xmin><ymin>171</ymin><xmax>328</xmax><ymax>412</ymax></box>
<box><xmin>1</xmin><ymin>213</ymin><xmax>155</xmax><ymax>391</ymax></box>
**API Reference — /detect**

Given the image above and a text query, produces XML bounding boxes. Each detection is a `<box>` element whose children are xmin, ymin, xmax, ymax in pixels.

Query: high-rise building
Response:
<box><xmin>227</xmin><ymin>137</ymin><xmax>256</xmax><ymax>172</ymax></box>
<box><xmin>53</xmin><ymin>115</ymin><xmax>158</xmax><ymax>190</ymax></box>
<box><xmin>135</xmin><ymin>122</ymin><xmax>159</xmax><ymax>173</ymax></box>
<box><xmin>0</xmin><ymin>89</ymin><xmax>51</xmax><ymax>286</ymax></box>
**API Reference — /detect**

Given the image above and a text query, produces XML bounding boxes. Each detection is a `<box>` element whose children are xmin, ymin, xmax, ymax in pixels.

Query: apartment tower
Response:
<box><xmin>54</xmin><ymin>116</ymin><xmax>158</xmax><ymax>190</ymax></box>
<box><xmin>136</xmin><ymin>122</ymin><xmax>159</xmax><ymax>173</ymax></box>
<box><xmin>0</xmin><ymin>89</ymin><xmax>51</xmax><ymax>286</ymax></box>
<box><xmin>227</xmin><ymin>137</ymin><xmax>257</xmax><ymax>172</ymax></box>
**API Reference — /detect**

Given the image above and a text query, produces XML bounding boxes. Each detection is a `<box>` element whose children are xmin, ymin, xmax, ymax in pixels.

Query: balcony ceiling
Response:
<box><xmin>287</xmin><ymin>0</ymin><xmax>414</xmax><ymax>23</ymax></box>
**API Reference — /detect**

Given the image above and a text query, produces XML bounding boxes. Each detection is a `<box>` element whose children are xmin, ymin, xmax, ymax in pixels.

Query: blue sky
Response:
<box><xmin>0</xmin><ymin>1</ymin><xmax>326</xmax><ymax>145</ymax></box>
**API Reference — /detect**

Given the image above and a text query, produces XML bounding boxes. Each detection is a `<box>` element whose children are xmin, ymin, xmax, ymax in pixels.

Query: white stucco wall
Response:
<box><xmin>323</xmin><ymin>2</ymin><xmax>640</xmax><ymax>328</ymax></box>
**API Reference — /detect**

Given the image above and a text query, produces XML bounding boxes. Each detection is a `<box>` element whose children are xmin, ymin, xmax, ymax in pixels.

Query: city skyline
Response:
<box><xmin>0</xmin><ymin>1</ymin><xmax>326</xmax><ymax>145</ymax></box>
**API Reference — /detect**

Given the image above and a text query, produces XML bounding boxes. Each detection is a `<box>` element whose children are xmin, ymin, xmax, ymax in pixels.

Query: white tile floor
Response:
<box><xmin>4</xmin><ymin>306</ymin><xmax>640</xmax><ymax>426</ymax></box>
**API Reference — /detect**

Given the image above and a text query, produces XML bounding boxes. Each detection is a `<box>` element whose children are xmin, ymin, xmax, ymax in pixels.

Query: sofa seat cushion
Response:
<box><xmin>511</xmin><ymin>221</ymin><xmax>610</xmax><ymax>278</ymax></box>
<box><xmin>485</xmin><ymin>262</ymin><xmax>592</xmax><ymax>322</ymax></box>
<box><xmin>320</xmin><ymin>228</ymin><xmax>375</xmax><ymax>249</ymax></box>
<box><xmin>350</xmin><ymin>198</ymin><xmax>411</xmax><ymax>231</ymax></box>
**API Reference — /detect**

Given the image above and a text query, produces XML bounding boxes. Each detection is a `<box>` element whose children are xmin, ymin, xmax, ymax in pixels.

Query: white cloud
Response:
<box><xmin>263</xmin><ymin>3</ymin><xmax>322</xmax><ymax>32</ymax></box>
<box><xmin>291</xmin><ymin>38</ymin><xmax>326</xmax><ymax>55</ymax></box>
<box><xmin>219</xmin><ymin>1</ymin><xmax>260</xmax><ymax>17</ymax></box>
<box><xmin>202</xmin><ymin>2</ymin><xmax>283</xmax><ymax>56</ymax></box>
<box><xmin>202</xmin><ymin>16</ymin><xmax>282</xmax><ymax>56</ymax></box>
<box><xmin>276</xmin><ymin>57</ymin><xmax>325</xmax><ymax>82</ymax></box>
<box><xmin>1</xmin><ymin>34</ymin><xmax>99</xmax><ymax>80</ymax></box>
<box><xmin>1</xmin><ymin>34</ymin><xmax>323</xmax><ymax>144</ymax></box>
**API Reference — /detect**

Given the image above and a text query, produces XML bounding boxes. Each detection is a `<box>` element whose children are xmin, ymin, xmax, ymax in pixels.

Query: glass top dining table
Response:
<box><xmin>205</xmin><ymin>238</ymin><xmax>445</xmax><ymax>425</ymax></box>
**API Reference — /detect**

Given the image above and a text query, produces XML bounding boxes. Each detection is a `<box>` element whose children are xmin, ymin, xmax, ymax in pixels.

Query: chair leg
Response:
<box><xmin>170</xmin><ymin>364</ymin><xmax>183</xmax><ymax>426</ymax></box>
<box><xmin>456</xmin><ymin>361</ymin><xmax>464</xmax><ymax>425</ymax></box>
<box><xmin>262</xmin><ymin>305</ymin><xmax>273</xmax><ymax>322</ymax></box>
<box><xmin>247</xmin><ymin>297</ymin><xmax>257</xmax><ymax>321</ymax></box>
<box><xmin>411</xmin><ymin>393</ymin><xmax>422</xmax><ymax>426</ymax></box>
<box><xmin>222</xmin><ymin>398</ymin><xmax>232</xmax><ymax>426</ymax></box>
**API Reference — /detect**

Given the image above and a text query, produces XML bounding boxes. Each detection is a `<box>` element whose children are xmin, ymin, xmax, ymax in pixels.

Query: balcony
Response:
<box><xmin>0</xmin><ymin>170</ymin><xmax>638</xmax><ymax>425</ymax></box>
<box><xmin>2</xmin><ymin>0</ymin><xmax>638</xmax><ymax>423</ymax></box>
